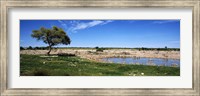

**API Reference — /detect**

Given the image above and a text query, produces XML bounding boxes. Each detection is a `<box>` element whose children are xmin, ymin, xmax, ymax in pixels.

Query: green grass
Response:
<box><xmin>20</xmin><ymin>54</ymin><xmax>180</xmax><ymax>76</ymax></box>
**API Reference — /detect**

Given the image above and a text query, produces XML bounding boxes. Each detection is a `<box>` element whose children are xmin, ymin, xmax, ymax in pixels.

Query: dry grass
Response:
<box><xmin>21</xmin><ymin>49</ymin><xmax>180</xmax><ymax>62</ymax></box>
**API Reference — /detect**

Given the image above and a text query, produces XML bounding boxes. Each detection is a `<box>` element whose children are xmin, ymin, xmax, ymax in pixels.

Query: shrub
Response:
<box><xmin>27</xmin><ymin>46</ymin><xmax>33</xmax><ymax>50</ymax></box>
<box><xmin>57</xmin><ymin>53</ymin><xmax>76</xmax><ymax>56</ymax></box>
<box><xmin>20</xmin><ymin>46</ymin><xmax>25</xmax><ymax>50</ymax></box>
<box><xmin>95</xmin><ymin>46</ymin><xmax>99</xmax><ymax>49</ymax></box>
<box><xmin>96</xmin><ymin>48</ymin><xmax>104</xmax><ymax>52</ymax></box>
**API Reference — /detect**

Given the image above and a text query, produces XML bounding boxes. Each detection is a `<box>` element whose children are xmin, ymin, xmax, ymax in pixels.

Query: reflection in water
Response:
<box><xmin>101</xmin><ymin>57</ymin><xmax>180</xmax><ymax>67</ymax></box>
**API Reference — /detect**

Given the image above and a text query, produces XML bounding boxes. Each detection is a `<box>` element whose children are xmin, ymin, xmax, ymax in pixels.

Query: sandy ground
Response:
<box><xmin>20</xmin><ymin>49</ymin><xmax>180</xmax><ymax>61</ymax></box>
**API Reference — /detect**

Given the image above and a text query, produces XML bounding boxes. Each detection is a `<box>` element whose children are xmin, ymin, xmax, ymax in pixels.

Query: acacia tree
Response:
<box><xmin>31</xmin><ymin>26</ymin><xmax>71</xmax><ymax>55</ymax></box>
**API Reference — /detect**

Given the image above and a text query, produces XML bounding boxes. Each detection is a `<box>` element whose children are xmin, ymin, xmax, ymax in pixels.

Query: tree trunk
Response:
<box><xmin>47</xmin><ymin>46</ymin><xmax>52</xmax><ymax>56</ymax></box>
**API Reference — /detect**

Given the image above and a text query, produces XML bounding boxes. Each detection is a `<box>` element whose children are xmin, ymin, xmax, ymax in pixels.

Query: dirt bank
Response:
<box><xmin>20</xmin><ymin>49</ymin><xmax>180</xmax><ymax>61</ymax></box>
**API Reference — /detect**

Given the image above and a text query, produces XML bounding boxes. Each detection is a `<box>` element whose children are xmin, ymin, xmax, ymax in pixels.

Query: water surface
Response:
<box><xmin>101</xmin><ymin>57</ymin><xmax>180</xmax><ymax>67</ymax></box>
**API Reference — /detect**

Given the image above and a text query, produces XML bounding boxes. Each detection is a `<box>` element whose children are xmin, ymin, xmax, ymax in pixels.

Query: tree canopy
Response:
<box><xmin>31</xmin><ymin>26</ymin><xmax>71</xmax><ymax>55</ymax></box>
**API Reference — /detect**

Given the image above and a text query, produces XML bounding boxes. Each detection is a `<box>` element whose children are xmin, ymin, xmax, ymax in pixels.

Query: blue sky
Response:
<box><xmin>20</xmin><ymin>20</ymin><xmax>180</xmax><ymax>48</ymax></box>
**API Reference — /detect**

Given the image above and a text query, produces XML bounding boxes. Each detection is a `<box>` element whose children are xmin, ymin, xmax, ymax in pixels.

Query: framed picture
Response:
<box><xmin>1</xmin><ymin>0</ymin><xmax>199</xmax><ymax>95</ymax></box>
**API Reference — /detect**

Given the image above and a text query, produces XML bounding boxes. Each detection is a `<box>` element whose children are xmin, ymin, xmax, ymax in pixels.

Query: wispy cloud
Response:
<box><xmin>58</xmin><ymin>20</ymin><xmax>66</xmax><ymax>26</ymax></box>
<box><xmin>153</xmin><ymin>20</ymin><xmax>179</xmax><ymax>24</ymax></box>
<box><xmin>58</xmin><ymin>20</ymin><xmax>113</xmax><ymax>33</ymax></box>
<box><xmin>72</xmin><ymin>20</ymin><xmax>112</xmax><ymax>31</ymax></box>
<box><xmin>58</xmin><ymin>20</ymin><xmax>68</xmax><ymax>30</ymax></box>
<box><xmin>128</xmin><ymin>20</ymin><xmax>136</xmax><ymax>23</ymax></box>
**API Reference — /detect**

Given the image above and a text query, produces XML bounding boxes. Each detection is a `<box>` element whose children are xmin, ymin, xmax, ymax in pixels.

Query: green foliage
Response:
<box><xmin>96</xmin><ymin>48</ymin><xmax>104</xmax><ymax>52</ymax></box>
<box><xmin>31</xmin><ymin>26</ymin><xmax>71</xmax><ymax>55</ymax></box>
<box><xmin>96</xmin><ymin>47</ymin><xmax>105</xmax><ymax>52</ymax></box>
<box><xmin>20</xmin><ymin>54</ymin><xmax>180</xmax><ymax>76</ymax></box>
<box><xmin>33</xmin><ymin>68</ymin><xmax>50</xmax><ymax>76</ymax></box>
<box><xmin>33</xmin><ymin>46</ymin><xmax>48</xmax><ymax>50</ymax></box>
<box><xmin>27</xmin><ymin>46</ymin><xmax>33</xmax><ymax>50</ymax></box>
<box><xmin>95</xmin><ymin>46</ymin><xmax>99</xmax><ymax>49</ymax></box>
<box><xmin>20</xmin><ymin>46</ymin><xmax>25</xmax><ymax>50</ymax></box>
<box><xmin>57</xmin><ymin>53</ymin><xmax>76</xmax><ymax>56</ymax></box>
<box><xmin>35</xmin><ymin>47</ymin><xmax>39</xmax><ymax>49</ymax></box>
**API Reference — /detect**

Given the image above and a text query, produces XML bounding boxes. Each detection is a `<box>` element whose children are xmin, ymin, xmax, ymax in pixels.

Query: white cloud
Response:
<box><xmin>72</xmin><ymin>20</ymin><xmax>113</xmax><ymax>31</ymax></box>
<box><xmin>101</xmin><ymin>20</ymin><xmax>113</xmax><ymax>25</ymax></box>
<box><xmin>58</xmin><ymin>20</ymin><xmax>113</xmax><ymax>33</ymax></box>
<box><xmin>58</xmin><ymin>20</ymin><xmax>67</xmax><ymax>27</ymax></box>
<box><xmin>153</xmin><ymin>20</ymin><xmax>179</xmax><ymax>24</ymax></box>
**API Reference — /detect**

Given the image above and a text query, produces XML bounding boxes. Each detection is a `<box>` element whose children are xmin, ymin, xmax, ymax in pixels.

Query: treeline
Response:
<box><xmin>20</xmin><ymin>46</ymin><xmax>180</xmax><ymax>51</ymax></box>
<box><xmin>94</xmin><ymin>46</ymin><xmax>180</xmax><ymax>51</ymax></box>
<box><xmin>134</xmin><ymin>47</ymin><xmax>180</xmax><ymax>51</ymax></box>
<box><xmin>20</xmin><ymin>46</ymin><xmax>50</xmax><ymax>50</ymax></box>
